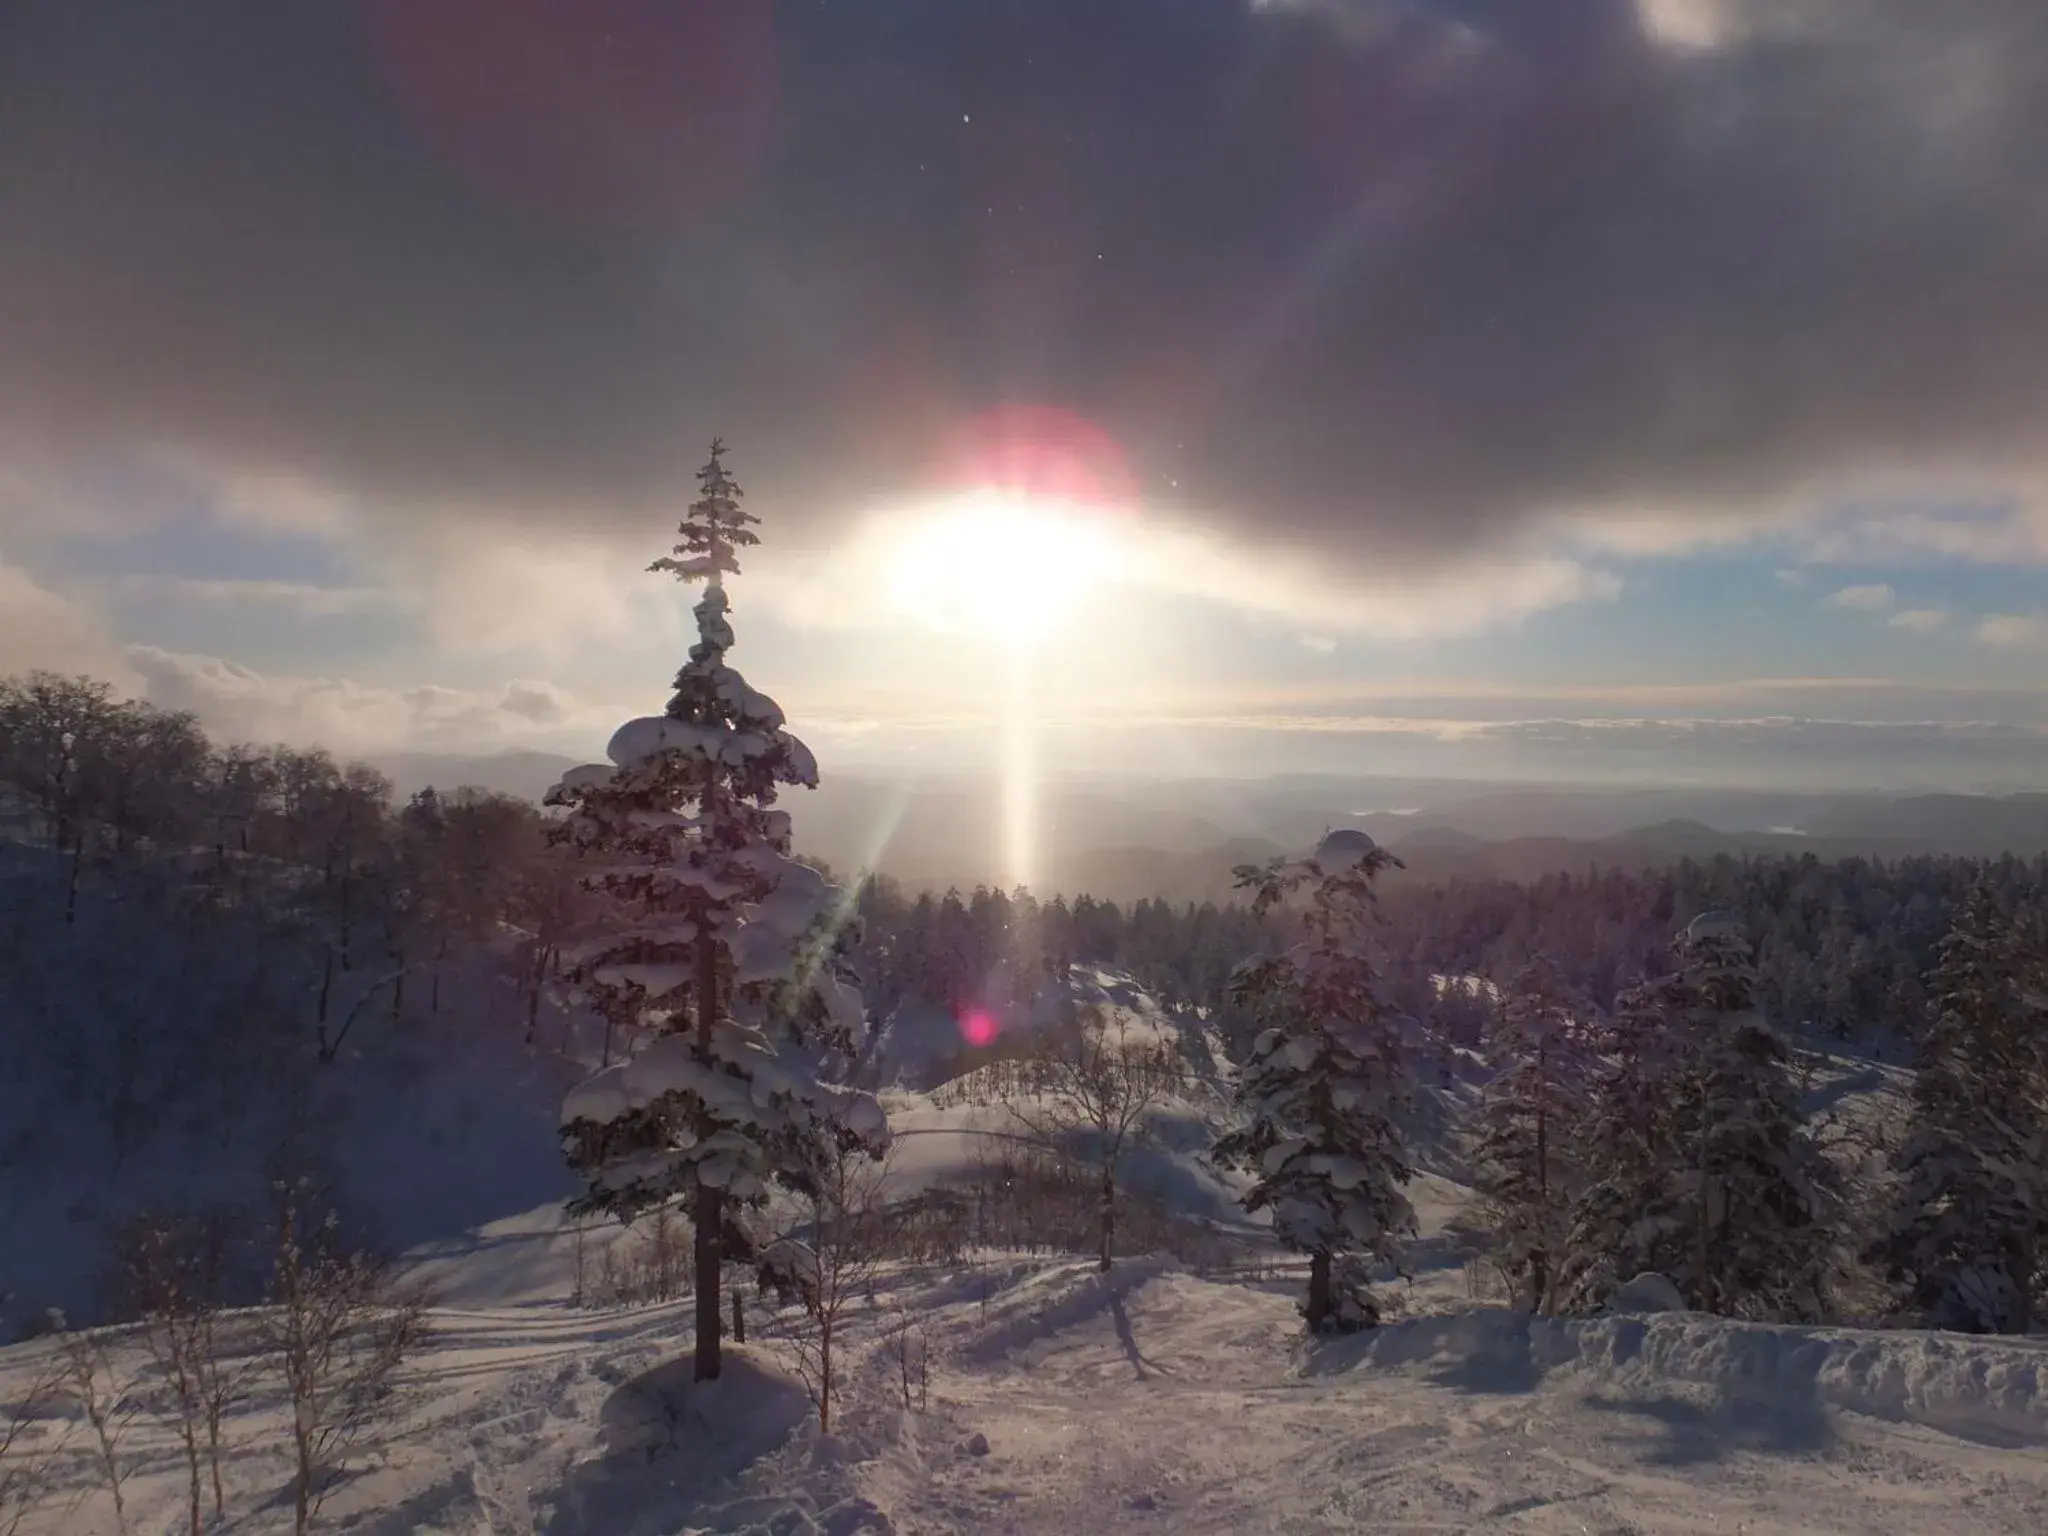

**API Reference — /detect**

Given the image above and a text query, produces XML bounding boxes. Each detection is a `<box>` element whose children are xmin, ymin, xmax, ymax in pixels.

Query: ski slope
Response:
<box><xmin>8</xmin><ymin>1205</ymin><xmax>2048</xmax><ymax>1533</ymax></box>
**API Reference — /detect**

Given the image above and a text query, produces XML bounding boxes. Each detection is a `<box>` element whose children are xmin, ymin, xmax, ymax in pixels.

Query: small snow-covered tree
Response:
<box><xmin>1870</xmin><ymin>884</ymin><xmax>2046</xmax><ymax>1332</ymax></box>
<box><xmin>1212</xmin><ymin>830</ymin><xmax>1416</xmax><ymax>1332</ymax></box>
<box><xmin>1468</xmin><ymin>957</ymin><xmax>1584</xmax><ymax>1313</ymax></box>
<box><xmin>550</xmin><ymin>441</ymin><xmax>887</xmax><ymax>1382</ymax></box>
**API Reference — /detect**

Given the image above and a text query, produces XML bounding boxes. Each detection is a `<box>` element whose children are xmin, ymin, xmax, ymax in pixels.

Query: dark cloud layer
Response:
<box><xmin>2</xmin><ymin>0</ymin><xmax>2044</xmax><ymax>566</ymax></box>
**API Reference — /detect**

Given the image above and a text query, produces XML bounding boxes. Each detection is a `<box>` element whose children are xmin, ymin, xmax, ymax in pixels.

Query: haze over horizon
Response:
<box><xmin>6</xmin><ymin>1</ymin><xmax>2048</xmax><ymax>794</ymax></box>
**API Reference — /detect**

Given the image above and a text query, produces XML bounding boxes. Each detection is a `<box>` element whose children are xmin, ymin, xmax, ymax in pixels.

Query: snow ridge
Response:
<box><xmin>1332</xmin><ymin>1305</ymin><xmax>2048</xmax><ymax>1447</ymax></box>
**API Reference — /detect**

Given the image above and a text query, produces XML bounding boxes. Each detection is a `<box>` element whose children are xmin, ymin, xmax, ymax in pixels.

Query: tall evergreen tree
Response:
<box><xmin>1469</xmin><ymin>957</ymin><xmax>1584</xmax><ymax>1313</ymax></box>
<box><xmin>1212</xmin><ymin>830</ymin><xmax>1416</xmax><ymax>1332</ymax></box>
<box><xmin>1675</xmin><ymin>916</ymin><xmax>1837</xmax><ymax>1321</ymax></box>
<box><xmin>1555</xmin><ymin>968</ymin><xmax>1688</xmax><ymax>1313</ymax></box>
<box><xmin>549</xmin><ymin>441</ymin><xmax>887</xmax><ymax>1381</ymax></box>
<box><xmin>1870</xmin><ymin>883</ymin><xmax>2046</xmax><ymax>1332</ymax></box>
<box><xmin>1559</xmin><ymin>914</ymin><xmax>1836</xmax><ymax>1319</ymax></box>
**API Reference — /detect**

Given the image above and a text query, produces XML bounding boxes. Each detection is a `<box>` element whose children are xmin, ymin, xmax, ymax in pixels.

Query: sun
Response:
<box><xmin>883</xmin><ymin>491</ymin><xmax>1127</xmax><ymax>650</ymax></box>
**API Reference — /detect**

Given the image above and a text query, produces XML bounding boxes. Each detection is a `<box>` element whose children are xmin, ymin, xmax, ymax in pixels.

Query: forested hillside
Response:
<box><xmin>11</xmin><ymin>665</ymin><xmax>2045</xmax><ymax>1086</ymax></box>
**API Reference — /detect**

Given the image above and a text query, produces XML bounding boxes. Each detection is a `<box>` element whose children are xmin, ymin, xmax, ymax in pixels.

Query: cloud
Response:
<box><xmin>971</xmin><ymin>708</ymin><xmax>2048</xmax><ymax>788</ymax></box>
<box><xmin>1774</xmin><ymin>568</ymin><xmax>1808</xmax><ymax>588</ymax></box>
<box><xmin>1299</xmin><ymin>635</ymin><xmax>1339</xmax><ymax>653</ymax></box>
<box><xmin>1977</xmin><ymin>614</ymin><xmax>2047</xmax><ymax>649</ymax></box>
<box><xmin>0</xmin><ymin>559</ymin><xmax>135</xmax><ymax>683</ymax></box>
<box><xmin>125</xmin><ymin>575</ymin><xmax>392</xmax><ymax>618</ymax></box>
<box><xmin>500</xmin><ymin>678</ymin><xmax>575</xmax><ymax>724</ymax></box>
<box><xmin>1797</xmin><ymin>495</ymin><xmax>2048</xmax><ymax>569</ymax></box>
<box><xmin>1887</xmin><ymin>608</ymin><xmax>1948</xmax><ymax>633</ymax></box>
<box><xmin>123</xmin><ymin>645</ymin><xmax>606</xmax><ymax>752</ymax></box>
<box><xmin>1825</xmin><ymin>583</ymin><xmax>1897</xmax><ymax>612</ymax></box>
<box><xmin>2</xmin><ymin>0</ymin><xmax>2045</xmax><ymax>596</ymax></box>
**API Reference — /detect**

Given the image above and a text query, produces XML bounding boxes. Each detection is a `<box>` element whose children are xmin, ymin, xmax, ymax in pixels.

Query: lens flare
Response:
<box><xmin>960</xmin><ymin>1010</ymin><xmax>1001</xmax><ymax>1050</ymax></box>
<box><xmin>932</xmin><ymin>403</ymin><xmax>1136</xmax><ymax>510</ymax></box>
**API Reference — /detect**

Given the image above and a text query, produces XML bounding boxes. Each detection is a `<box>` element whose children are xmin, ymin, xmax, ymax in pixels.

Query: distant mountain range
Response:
<box><xmin>375</xmin><ymin>749</ymin><xmax>585</xmax><ymax>806</ymax></box>
<box><xmin>373</xmin><ymin>749</ymin><xmax>2048</xmax><ymax>903</ymax></box>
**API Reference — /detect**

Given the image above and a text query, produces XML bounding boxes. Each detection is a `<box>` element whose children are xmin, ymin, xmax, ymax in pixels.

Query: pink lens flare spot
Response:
<box><xmin>960</xmin><ymin>1010</ymin><xmax>1001</xmax><ymax>1049</ymax></box>
<box><xmin>931</xmin><ymin>403</ymin><xmax>1138</xmax><ymax>512</ymax></box>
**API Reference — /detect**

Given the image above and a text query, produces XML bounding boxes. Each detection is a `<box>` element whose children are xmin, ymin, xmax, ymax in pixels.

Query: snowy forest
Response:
<box><xmin>2</xmin><ymin>450</ymin><xmax>2047</xmax><ymax>1533</ymax></box>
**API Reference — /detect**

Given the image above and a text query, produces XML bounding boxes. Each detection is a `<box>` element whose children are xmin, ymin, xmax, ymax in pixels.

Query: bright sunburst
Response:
<box><xmin>883</xmin><ymin>491</ymin><xmax>1126</xmax><ymax>650</ymax></box>
<box><xmin>880</xmin><ymin>490</ymin><xmax>1128</xmax><ymax>895</ymax></box>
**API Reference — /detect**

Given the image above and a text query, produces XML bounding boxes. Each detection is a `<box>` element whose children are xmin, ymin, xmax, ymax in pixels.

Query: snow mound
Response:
<box><xmin>596</xmin><ymin>1349</ymin><xmax>810</xmax><ymax>1462</ymax></box>
<box><xmin>543</xmin><ymin>1349</ymin><xmax>814</xmax><ymax>1536</ymax></box>
<box><xmin>1330</xmin><ymin>1307</ymin><xmax>2048</xmax><ymax>1447</ymax></box>
<box><xmin>1609</xmin><ymin>1271</ymin><xmax>1689</xmax><ymax>1314</ymax></box>
<box><xmin>961</xmin><ymin>1255</ymin><xmax>1179</xmax><ymax>1366</ymax></box>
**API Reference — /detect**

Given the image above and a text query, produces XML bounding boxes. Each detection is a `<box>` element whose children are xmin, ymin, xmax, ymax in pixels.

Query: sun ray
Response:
<box><xmin>1000</xmin><ymin>645</ymin><xmax>1036</xmax><ymax>894</ymax></box>
<box><xmin>880</xmin><ymin>489</ymin><xmax>1130</xmax><ymax>895</ymax></box>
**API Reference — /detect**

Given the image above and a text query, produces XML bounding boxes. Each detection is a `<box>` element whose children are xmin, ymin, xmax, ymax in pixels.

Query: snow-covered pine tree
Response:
<box><xmin>1212</xmin><ymin>829</ymin><xmax>1417</xmax><ymax>1332</ymax></box>
<box><xmin>1558</xmin><ymin>914</ymin><xmax>1837</xmax><ymax>1320</ymax></box>
<box><xmin>1869</xmin><ymin>883</ymin><xmax>2046</xmax><ymax>1333</ymax></box>
<box><xmin>1554</xmin><ymin>968</ymin><xmax>1688</xmax><ymax>1313</ymax></box>
<box><xmin>1675</xmin><ymin>913</ymin><xmax>1838</xmax><ymax>1321</ymax></box>
<box><xmin>548</xmin><ymin>440</ymin><xmax>887</xmax><ymax>1381</ymax></box>
<box><xmin>1469</xmin><ymin>956</ymin><xmax>1584</xmax><ymax>1313</ymax></box>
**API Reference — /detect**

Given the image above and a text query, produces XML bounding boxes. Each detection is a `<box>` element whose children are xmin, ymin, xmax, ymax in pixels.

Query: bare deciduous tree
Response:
<box><xmin>1</xmin><ymin>1352</ymin><xmax>71</xmax><ymax>1536</ymax></box>
<box><xmin>1004</xmin><ymin>1005</ymin><xmax>1185</xmax><ymax>1272</ymax></box>
<box><xmin>57</xmin><ymin>1328</ymin><xmax>139</xmax><ymax>1536</ymax></box>
<box><xmin>258</xmin><ymin>1181</ymin><xmax>431</xmax><ymax>1536</ymax></box>
<box><xmin>883</xmin><ymin>1305</ymin><xmax>931</xmax><ymax>1414</ymax></box>
<box><xmin>761</xmin><ymin>1147</ymin><xmax>895</xmax><ymax>1434</ymax></box>
<box><xmin>107</xmin><ymin>1210</ymin><xmax>248</xmax><ymax>1534</ymax></box>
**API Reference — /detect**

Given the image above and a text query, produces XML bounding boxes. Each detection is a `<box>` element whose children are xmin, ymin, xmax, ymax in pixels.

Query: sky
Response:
<box><xmin>4</xmin><ymin>0</ymin><xmax>2048</xmax><ymax>789</ymax></box>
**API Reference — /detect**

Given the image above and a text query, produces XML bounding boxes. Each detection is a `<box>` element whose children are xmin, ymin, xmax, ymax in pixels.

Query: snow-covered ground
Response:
<box><xmin>9</xmin><ymin>1180</ymin><xmax>2048</xmax><ymax>1535</ymax></box>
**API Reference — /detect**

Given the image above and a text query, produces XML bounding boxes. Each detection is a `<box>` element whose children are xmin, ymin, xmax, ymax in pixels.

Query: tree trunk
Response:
<box><xmin>819</xmin><ymin>1319</ymin><xmax>834</xmax><ymax>1432</ymax></box>
<box><xmin>1533</xmin><ymin>1054</ymin><xmax>1550</xmax><ymax>1314</ymax></box>
<box><xmin>65</xmin><ymin>830</ymin><xmax>83</xmax><ymax>926</ymax></box>
<box><xmin>1099</xmin><ymin>1164</ymin><xmax>1115</xmax><ymax>1273</ymax></box>
<box><xmin>731</xmin><ymin>1289</ymin><xmax>746</xmax><ymax>1344</ymax></box>
<box><xmin>693</xmin><ymin>923</ymin><xmax>723</xmax><ymax>1382</ymax></box>
<box><xmin>293</xmin><ymin>1423</ymin><xmax>313</xmax><ymax>1536</ymax></box>
<box><xmin>1695</xmin><ymin>1098</ymin><xmax>1716</xmax><ymax>1316</ymax></box>
<box><xmin>207</xmin><ymin>1405</ymin><xmax>226</xmax><ymax>1520</ymax></box>
<box><xmin>525</xmin><ymin>946</ymin><xmax>545</xmax><ymax>1046</ymax></box>
<box><xmin>694</xmin><ymin>1176</ymin><xmax>722</xmax><ymax>1381</ymax></box>
<box><xmin>182</xmin><ymin>1426</ymin><xmax>202</xmax><ymax>1536</ymax></box>
<box><xmin>315</xmin><ymin>947</ymin><xmax>336</xmax><ymax>1058</ymax></box>
<box><xmin>1306</xmin><ymin>1250</ymin><xmax>1333</xmax><ymax>1332</ymax></box>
